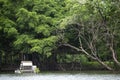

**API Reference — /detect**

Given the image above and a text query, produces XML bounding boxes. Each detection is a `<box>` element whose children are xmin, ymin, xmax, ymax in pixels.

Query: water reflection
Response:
<box><xmin>0</xmin><ymin>72</ymin><xmax>120</xmax><ymax>80</ymax></box>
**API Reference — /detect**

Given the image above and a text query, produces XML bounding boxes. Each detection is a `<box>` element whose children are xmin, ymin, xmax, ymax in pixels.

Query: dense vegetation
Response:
<box><xmin>0</xmin><ymin>0</ymin><xmax>120</xmax><ymax>71</ymax></box>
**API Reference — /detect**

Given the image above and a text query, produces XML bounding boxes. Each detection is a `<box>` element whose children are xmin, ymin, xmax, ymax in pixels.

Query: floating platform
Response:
<box><xmin>15</xmin><ymin>61</ymin><xmax>37</xmax><ymax>73</ymax></box>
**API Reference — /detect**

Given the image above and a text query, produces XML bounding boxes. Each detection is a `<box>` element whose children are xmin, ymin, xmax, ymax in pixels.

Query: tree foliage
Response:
<box><xmin>59</xmin><ymin>0</ymin><xmax>120</xmax><ymax>70</ymax></box>
<box><xmin>0</xmin><ymin>0</ymin><xmax>120</xmax><ymax>71</ymax></box>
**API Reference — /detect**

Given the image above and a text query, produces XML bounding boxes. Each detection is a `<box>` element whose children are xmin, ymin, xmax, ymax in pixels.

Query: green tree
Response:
<box><xmin>0</xmin><ymin>0</ymin><xmax>18</xmax><ymax>64</ymax></box>
<box><xmin>59</xmin><ymin>0</ymin><xmax>120</xmax><ymax>70</ymax></box>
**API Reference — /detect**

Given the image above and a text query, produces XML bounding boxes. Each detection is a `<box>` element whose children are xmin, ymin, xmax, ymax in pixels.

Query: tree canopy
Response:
<box><xmin>0</xmin><ymin>0</ymin><xmax>120</xmax><ymax>71</ymax></box>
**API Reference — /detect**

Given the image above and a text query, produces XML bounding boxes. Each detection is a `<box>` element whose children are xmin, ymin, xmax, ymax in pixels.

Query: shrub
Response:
<box><xmin>35</xmin><ymin>67</ymin><xmax>40</xmax><ymax>73</ymax></box>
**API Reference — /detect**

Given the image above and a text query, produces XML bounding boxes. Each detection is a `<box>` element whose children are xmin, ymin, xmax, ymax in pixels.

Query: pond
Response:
<box><xmin>0</xmin><ymin>71</ymin><xmax>120</xmax><ymax>80</ymax></box>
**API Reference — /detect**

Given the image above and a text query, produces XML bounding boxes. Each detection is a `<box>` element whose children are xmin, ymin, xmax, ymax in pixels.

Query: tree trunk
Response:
<box><xmin>110</xmin><ymin>46</ymin><xmax>120</xmax><ymax>66</ymax></box>
<box><xmin>81</xmin><ymin>48</ymin><xmax>113</xmax><ymax>71</ymax></box>
<box><xmin>62</xmin><ymin>43</ymin><xmax>113</xmax><ymax>71</ymax></box>
<box><xmin>96</xmin><ymin>58</ymin><xmax>113</xmax><ymax>71</ymax></box>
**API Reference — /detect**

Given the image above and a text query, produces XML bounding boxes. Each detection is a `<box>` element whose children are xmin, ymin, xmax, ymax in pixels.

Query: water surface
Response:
<box><xmin>0</xmin><ymin>71</ymin><xmax>120</xmax><ymax>80</ymax></box>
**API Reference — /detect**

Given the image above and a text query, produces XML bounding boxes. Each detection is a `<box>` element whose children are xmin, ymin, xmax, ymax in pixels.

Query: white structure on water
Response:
<box><xmin>15</xmin><ymin>61</ymin><xmax>37</xmax><ymax>73</ymax></box>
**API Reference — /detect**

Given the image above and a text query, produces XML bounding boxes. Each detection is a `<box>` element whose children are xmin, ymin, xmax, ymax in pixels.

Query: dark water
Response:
<box><xmin>0</xmin><ymin>71</ymin><xmax>120</xmax><ymax>80</ymax></box>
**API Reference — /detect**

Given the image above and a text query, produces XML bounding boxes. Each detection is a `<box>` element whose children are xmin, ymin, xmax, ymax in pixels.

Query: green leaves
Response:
<box><xmin>35</xmin><ymin>25</ymin><xmax>50</xmax><ymax>36</ymax></box>
<box><xmin>13</xmin><ymin>0</ymin><xmax>71</xmax><ymax>58</ymax></box>
<box><xmin>57</xmin><ymin>54</ymin><xmax>88</xmax><ymax>63</ymax></box>
<box><xmin>1</xmin><ymin>0</ymin><xmax>99</xmax><ymax>61</ymax></box>
<box><xmin>0</xmin><ymin>17</ymin><xmax>18</xmax><ymax>37</ymax></box>
<box><xmin>14</xmin><ymin>35</ymin><xmax>31</xmax><ymax>46</ymax></box>
<box><xmin>16</xmin><ymin>8</ymin><xmax>39</xmax><ymax>30</ymax></box>
<box><xmin>13</xmin><ymin>34</ymin><xmax>33</xmax><ymax>54</ymax></box>
<box><xmin>4</xmin><ymin>28</ymin><xmax>18</xmax><ymax>36</ymax></box>
<box><xmin>28</xmin><ymin>36</ymin><xmax>58</xmax><ymax>57</ymax></box>
<box><xmin>1</xmin><ymin>18</ymin><xmax>15</xmax><ymax>28</ymax></box>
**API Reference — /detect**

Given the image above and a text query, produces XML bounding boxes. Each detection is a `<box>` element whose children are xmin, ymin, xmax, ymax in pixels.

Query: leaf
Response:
<box><xmin>35</xmin><ymin>25</ymin><xmax>50</xmax><ymax>36</ymax></box>
<box><xmin>8</xmin><ymin>27</ymin><xmax>18</xmax><ymax>36</ymax></box>
<box><xmin>46</xmin><ymin>52</ymin><xmax>52</xmax><ymax>58</ymax></box>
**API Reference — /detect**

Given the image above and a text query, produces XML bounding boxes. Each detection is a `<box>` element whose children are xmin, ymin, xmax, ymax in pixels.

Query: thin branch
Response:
<box><xmin>95</xmin><ymin>2</ymin><xmax>106</xmax><ymax>22</ymax></box>
<box><xmin>62</xmin><ymin>43</ymin><xmax>82</xmax><ymax>52</ymax></box>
